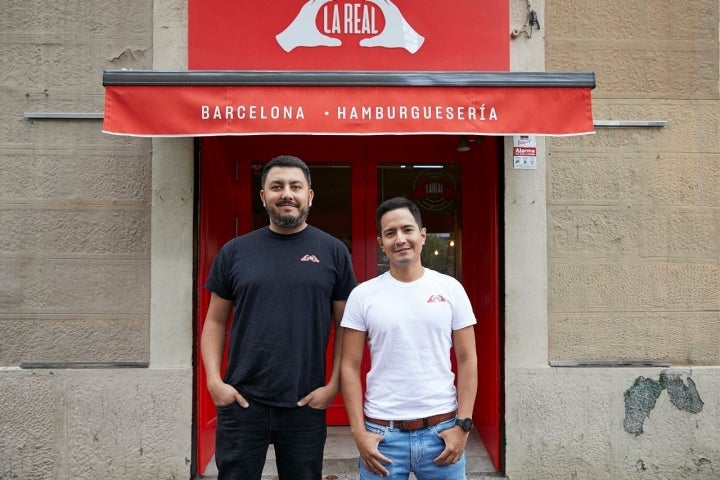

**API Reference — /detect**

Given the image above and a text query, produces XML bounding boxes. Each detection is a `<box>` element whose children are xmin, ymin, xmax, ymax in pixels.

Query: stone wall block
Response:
<box><xmin>548</xmin><ymin>48</ymin><xmax>717</xmax><ymax>99</ymax></box>
<box><xmin>548</xmin><ymin>153</ymin><xmax>643</xmax><ymax>204</ymax></box>
<box><xmin>0</xmin><ymin>316</ymin><xmax>148</xmax><ymax>365</ymax></box>
<box><xmin>548</xmin><ymin>207</ymin><xmax>719</xmax><ymax>259</ymax></box>
<box><xmin>550</xmin><ymin>263</ymin><xmax>719</xmax><ymax>311</ymax></box>
<box><xmin>645</xmin><ymin>155</ymin><xmax>720</xmax><ymax>207</ymax></box>
<box><xmin>545</xmin><ymin>1</ymin><xmax>718</xmax><ymax>99</ymax></box>
<box><xmin>549</xmin><ymin>153</ymin><xmax>719</xmax><ymax>207</ymax></box>
<box><xmin>0</xmin><ymin>259</ymin><xmax>149</xmax><ymax>314</ymax></box>
<box><xmin>642</xmin><ymin>210</ymin><xmax>719</xmax><ymax>259</ymax></box>
<box><xmin>0</xmin><ymin>150</ymin><xmax>151</xmax><ymax>201</ymax></box>
<box><xmin>0</xmin><ymin>368</ymin><xmax>191</xmax><ymax>479</ymax></box>
<box><xmin>548</xmin><ymin>103</ymin><xmax>719</xmax><ymax>152</ymax></box>
<box><xmin>2</xmin><ymin>1</ymin><xmax>153</xmax><ymax>34</ymax></box>
<box><xmin>505</xmin><ymin>367</ymin><xmax>720</xmax><ymax>479</ymax></box>
<box><xmin>1</xmin><ymin>43</ymin><xmax>149</xmax><ymax>107</ymax></box>
<box><xmin>1</xmin><ymin>44</ymin><xmax>46</xmax><ymax>89</ymax></box>
<box><xmin>593</xmin><ymin>104</ymin><xmax>719</xmax><ymax>150</ymax></box>
<box><xmin>549</xmin><ymin>208</ymin><xmax>643</xmax><ymax>256</ymax></box>
<box><xmin>0</xmin><ymin>119</ymin><xmax>151</xmax><ymax>153</ymax></box>
<box><xmin>545</xmin><ymin>1</ymin><xmax>715</xmax><ymax>41</ymax></box>
<box><xmin>0</xmin><ymin>208</ymin><xmax>149</xmax><ymax>257</ymax></box>
<box><xmin>625</xmin><ymin>377</ymin><xmax>718</xmax><ymax>478</ymax></box>
<box><xmin>505</xmin><ymin>367</ymin><xmax>617</xmax><ymax>479</ymax></box>
<box><xmin>32</xmin><ymin>122</ymin><xmax>149</xmax><ymax>151</ymax></box>
<box><xmin>64</xmin><ymin>369</ymin><xmax>192</xmax><ymax>479</ymax></box>
<box><xmin>154</xmin><ymin>0</ymin><xmax>188</xmax><ymax>62</ymax></box>
<box><xmin>550</xmin><ymin>313</ymin><xmax>720</xmax><ymax>364</ymax></box>
<box><xmin>0</xmin><ymin>370</ymin><xmax>60</xmax><ymax>478</ymax></box>
<box><xmin>2</xmin><ymin>0</ymin><xmax>153</xmax><ymax>114</ymax></box>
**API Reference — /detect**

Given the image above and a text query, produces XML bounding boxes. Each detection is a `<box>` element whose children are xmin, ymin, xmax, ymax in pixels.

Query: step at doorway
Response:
<box><xmin>200</xmin><ymin>426</ymin><xmax>497</xmax><ymax>478</ymax></box>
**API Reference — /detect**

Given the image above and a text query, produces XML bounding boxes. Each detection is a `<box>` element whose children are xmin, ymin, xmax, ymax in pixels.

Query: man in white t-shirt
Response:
<box><xmin>341</xmin><ymin>197</ymin><xmax>478</xmax><ymax>480</ymax></box>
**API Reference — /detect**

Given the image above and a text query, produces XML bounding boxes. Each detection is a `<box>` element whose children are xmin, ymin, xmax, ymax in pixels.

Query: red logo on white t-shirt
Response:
<box><xmin>427</xmin><ymin>294</ymin><xmax>447</xmax><ymax>303</ymax></box>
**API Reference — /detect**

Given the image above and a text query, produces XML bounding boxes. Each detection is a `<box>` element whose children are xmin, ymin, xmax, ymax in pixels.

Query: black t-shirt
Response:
<box><xmin>205</xmin><ymin>225</ymin><xmax>357</xmax><ymax>407</ymax></box>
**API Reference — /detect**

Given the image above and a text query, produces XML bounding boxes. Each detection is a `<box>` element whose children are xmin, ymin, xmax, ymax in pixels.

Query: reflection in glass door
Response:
<box><xmin>376</xmin><ymin>164</ymin><xmax>462</xmax><ymax>280</ymax></box>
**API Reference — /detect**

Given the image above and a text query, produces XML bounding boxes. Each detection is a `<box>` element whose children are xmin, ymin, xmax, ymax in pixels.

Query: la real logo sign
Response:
<box><xmin>276</xmin><ymin>0</ymin><xmax>424</xmax><ymax>53</ymax></box>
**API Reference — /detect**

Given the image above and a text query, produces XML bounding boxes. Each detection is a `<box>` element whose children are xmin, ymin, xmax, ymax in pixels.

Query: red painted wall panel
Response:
<box><xmin>189</xmin><ymin>0</ymin><xmax>509</xmax><ymax>71</ymax></box>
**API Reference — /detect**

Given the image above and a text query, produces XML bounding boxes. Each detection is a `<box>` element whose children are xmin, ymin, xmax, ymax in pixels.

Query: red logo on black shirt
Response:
<box><xmin>300</xmin><ymin>254</ymin><xmax>320</xmax><ymax>263</ymax></box>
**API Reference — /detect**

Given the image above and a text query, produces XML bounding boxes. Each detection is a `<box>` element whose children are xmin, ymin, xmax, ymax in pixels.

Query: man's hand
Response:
<box><xmin>297</xmin><ymin>383</ymin><xmax>339</xmax><ymax>409</ymax></box>
<box><xmin>353</xmin><ymin>430</ymin><xmax>392</xmax><ymax>477</ymax></box>
<box><xmin>434</xmin><ymin>426</ymin><xmax>469</xmax><ymax>465</ymax></box>
<box><xmin>208</xmin><ymin>379</ymin><xmax>248</xmax><ymax>408</ymax></box>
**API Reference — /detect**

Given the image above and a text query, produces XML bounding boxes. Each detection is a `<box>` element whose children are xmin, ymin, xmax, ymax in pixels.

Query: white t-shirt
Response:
<box><xmin>341</xmin><ymin>268</ymin><xmax>477</xmax><ymax>419</ymax></box>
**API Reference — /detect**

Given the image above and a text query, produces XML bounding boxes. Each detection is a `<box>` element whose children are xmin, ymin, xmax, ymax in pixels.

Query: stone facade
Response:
<box><xmin>546</xmin><ymin>0</ymin><xmax>720</xmax><ymax>365</ymax></box>
<box><xmin>1</xmin><ymin>0</ymin><xmax>153</xmax><ymax>365</ymax></box>
<box><xmin>503</xmin><ymin>1</ymin><xmax>720</xmax><ymax>479</ymax></box>
<box><xmin>0</xmin><ymin>1</ymin><xmax>192</xmax><ymax>478</ymax></box>
<box><xmin>1</xmin><ymin>0</ymin><xmax>718</xmax><ymax>479</ymax></box>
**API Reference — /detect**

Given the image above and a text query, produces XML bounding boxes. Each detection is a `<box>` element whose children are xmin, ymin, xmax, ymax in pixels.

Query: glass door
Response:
<box><xmin>375</xmin><ymin>164</ymin><xmax>462</xmax><ymax>279</ymax></box>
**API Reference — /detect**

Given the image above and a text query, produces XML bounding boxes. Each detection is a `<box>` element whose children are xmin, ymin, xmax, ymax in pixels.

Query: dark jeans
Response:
<box><xmin>215</xmin><ymin>399</ymin><xmax>327</xmax><ymax>480</ymax></box>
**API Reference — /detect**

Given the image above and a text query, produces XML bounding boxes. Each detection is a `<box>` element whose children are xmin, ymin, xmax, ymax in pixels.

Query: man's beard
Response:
<box><xmin>268</xmin><ymin>205</ymin><xmax>309</xmax><ymax>229</ymax></box>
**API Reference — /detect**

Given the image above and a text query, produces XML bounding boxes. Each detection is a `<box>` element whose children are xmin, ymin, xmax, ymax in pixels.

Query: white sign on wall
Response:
<box><xmin>513</xmin><ymin>135</ymin><xmax>537</xmax><ymax>169</ymax></box>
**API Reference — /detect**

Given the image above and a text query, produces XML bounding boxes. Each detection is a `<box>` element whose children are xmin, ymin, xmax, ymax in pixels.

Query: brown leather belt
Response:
<box><xmin>364</xmin><ymin>410</ymin><xmax>457</xmax><ymax>431</ymax></box>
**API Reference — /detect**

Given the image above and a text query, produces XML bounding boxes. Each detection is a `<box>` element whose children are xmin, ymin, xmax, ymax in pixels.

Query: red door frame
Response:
<box><xmin>195</xmin><ymin>135</ymin><xmax>502</xmax><ymax>473</ymax></box>
<box><xmin>195</xmin><ymin>139</ymin><xmax>244</xmax><ymax>474</ymax></box>
<box><xmin>462</xmin><ymin>139</ymin><xmax>503</xmax><ymax>470</ymax></box>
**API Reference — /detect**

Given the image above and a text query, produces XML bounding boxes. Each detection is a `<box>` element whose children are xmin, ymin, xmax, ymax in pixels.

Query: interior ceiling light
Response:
<box><xmin>457</xmin><ymin>136</ymin><xmax>470</xmax><ymax>152</ymax></box>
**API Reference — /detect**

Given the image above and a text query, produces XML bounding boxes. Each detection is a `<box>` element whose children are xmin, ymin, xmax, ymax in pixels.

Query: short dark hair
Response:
<box><xmin>375</xmin><ymin>197</ymin><xmax>423</xmax><ymax>234</ymax></box>
<box><xmin>261</xmin><ymin>155</ymin><xmax>312</xmax><ymax>188</ymax></box>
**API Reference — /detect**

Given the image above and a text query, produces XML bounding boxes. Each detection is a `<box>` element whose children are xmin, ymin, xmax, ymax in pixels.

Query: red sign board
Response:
<box><xmin>102</xmin><ymin>84</ymin><xmax>594</xmax><ymax>137</ymax></box>
<box><xmin>513</xmin><ymin>146</ymin><xmax>536</xmax><ymax>156</ymax></box>
<box><xmin>189</xmin><ymin>0</ymin><xmax>509</xmax><ymax>71</ymax></box>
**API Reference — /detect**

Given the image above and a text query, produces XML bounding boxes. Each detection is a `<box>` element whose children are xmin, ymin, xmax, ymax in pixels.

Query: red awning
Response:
<box><xmin>102</xmin><ymin>71</ymin><xmax>595</xmax><ymax>137</ymax></box>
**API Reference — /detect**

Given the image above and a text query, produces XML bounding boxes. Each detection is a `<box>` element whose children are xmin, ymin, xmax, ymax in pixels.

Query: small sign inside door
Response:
<box><xmin>513</xmin><ymin>135</ymin><xmax>537</xmax><ymax>169</ymax></box>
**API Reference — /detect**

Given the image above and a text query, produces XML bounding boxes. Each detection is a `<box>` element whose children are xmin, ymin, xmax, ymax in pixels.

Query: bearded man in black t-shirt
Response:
<box><xmin>201</xmin><ymin>155</ymin><xmax>357</xmax><ymax>480</ymax></box>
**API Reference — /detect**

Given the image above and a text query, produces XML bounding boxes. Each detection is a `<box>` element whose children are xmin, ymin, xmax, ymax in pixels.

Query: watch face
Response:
<box><xmin>457</xmin><ymin>418</ymin><xmax>473</xmax><ymax>432</ymax></box>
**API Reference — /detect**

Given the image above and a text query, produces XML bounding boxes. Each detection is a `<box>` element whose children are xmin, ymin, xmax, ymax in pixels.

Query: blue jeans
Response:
<box><xmin>215</xmin><ymin>399</ymin><xmax>327</xmax><ymax>480</ymax></box>
<box><xmin>360</xmin><ymin>417</ymin><xmax>467</xmax><ymax>480</ymax></box>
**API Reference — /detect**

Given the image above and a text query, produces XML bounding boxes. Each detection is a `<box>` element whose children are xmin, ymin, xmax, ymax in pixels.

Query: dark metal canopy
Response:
<box><xmin>103</xmin><ymin>70</ymin><xmax>596</xmax><ymax>88</ymax></box>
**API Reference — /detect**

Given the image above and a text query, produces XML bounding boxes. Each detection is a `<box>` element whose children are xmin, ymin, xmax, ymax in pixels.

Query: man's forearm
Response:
<box><xmin>341</xmin><ymin>370</ymin><xmax>366</xmax><ymax>436</ymax></box>
<box><xmin>200</xmin><ymin>319</ymin><xmax>227</xmax><ymax>386</ymax></box>
<box><xmin>456</xmin><ymin>359</ymin><xmax>478</xmax><ymax>418</ymax></box>
<box><xmin>325</xmin><ymin>325</ymin><xmax>343</xmax><ymax>392</ymax></box>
